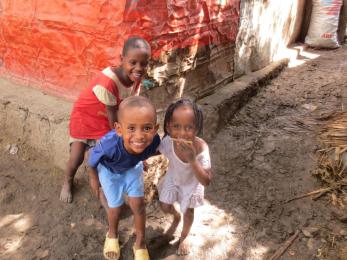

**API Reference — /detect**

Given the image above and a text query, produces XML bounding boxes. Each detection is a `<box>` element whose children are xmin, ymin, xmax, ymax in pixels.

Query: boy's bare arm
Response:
<box><xmin>88</xmin><ymin>167</ymin><xmax>100</xmax><ymax>198</ymax></box>
<box><xmin>106</xmin><ymin>105</ymin><xmax>118</xmax><ymax>128</ymax></box>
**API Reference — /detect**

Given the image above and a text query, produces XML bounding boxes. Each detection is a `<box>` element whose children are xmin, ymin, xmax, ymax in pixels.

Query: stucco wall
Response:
<box><xmin>234</xmin><ymin>0</ymin><xmax>305</xmax><ymax>77</ymax></box>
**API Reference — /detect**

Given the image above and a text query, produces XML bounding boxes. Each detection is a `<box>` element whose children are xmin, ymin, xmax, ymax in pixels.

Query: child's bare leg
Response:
<box><xmin>160</xmin><ymin>202</ymin><xmax>181</xmax><ymax>238</ymax></box>
<box><xmin>150</xmin><ymin>202</ymin><xmax>181</xmax><ymax>248</ymax></box>
<box><xmin>107</xmin><ymin>207</ymin><xmax>122</xmax><ymax>238</ymax></box>
<box><xmin>60</xmin><ymin>142</ymin><xmax>86</xmax><ymax>203</ymax></box>
<box><xmin>128</xmin><ymin>197</ymin><xmax>146</xmax><ymax>249</ymax></box>
<box><xmin>99</xmin><ymin>188</ymin><xmax>109</xmax><ymax>211</ymax></box>
<box><xmin>106</xmin><ymin>206</ymin><xmax>122</xmax><ymax>259</ymax></box>
<box><xmin>177</xmin><ymin>208</ymin><xmax>194</xmax><ymax>255</ymax></box>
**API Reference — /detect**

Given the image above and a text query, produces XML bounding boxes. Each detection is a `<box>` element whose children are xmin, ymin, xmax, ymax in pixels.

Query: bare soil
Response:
<box><xmin>1</xmin><ymin>45</ymin><xmax>347</xmax><ymax>260</ymax></box>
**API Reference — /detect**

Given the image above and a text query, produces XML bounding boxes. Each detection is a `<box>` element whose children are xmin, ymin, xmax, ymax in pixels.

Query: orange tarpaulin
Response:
<box><xmin>0</xmin><ymin>0</ymin><xmax>240</xmax><ymax>99</ymax></box>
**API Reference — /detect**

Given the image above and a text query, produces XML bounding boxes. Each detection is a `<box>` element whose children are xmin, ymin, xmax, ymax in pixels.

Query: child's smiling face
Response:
<box><xmin>120</xmin><ymin>45</ymin><xmax>150</xmax><ymax>85</ymax></box>
<box><xmin>166</xmin><ymin>105</ymin><xmax>197</xmax><ymax>142</ymax></box>
<box><xmin>115</xmin><ymin>105</ymin><xmax>158</xmax><ymax>155</ymax></box>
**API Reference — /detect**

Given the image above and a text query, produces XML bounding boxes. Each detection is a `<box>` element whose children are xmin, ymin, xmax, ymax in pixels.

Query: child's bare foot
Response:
<box><xmin>60</xmin><ymin>179</ymin><xmax>73</xmax><ymax>203</ymax></box>
<box><xmin>150</xmin><ymin>211</ymin><xmax>181</xmax><ymax>248</ymax></box>
<box><xmin>177</xmin><ymin>237</ymin><xmax>191</xmax><ymax>256</ymax></box>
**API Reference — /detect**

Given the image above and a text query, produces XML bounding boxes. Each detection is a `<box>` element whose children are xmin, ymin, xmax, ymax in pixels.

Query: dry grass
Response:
<box><xmin>314</xmin><ymin>111</ymin><xmax>347</xmax><ymax>207</ymax></box>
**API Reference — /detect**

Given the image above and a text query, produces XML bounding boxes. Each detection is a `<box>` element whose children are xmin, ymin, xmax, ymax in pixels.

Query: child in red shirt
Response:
<box><xmin>60</xmin><ymin>37</ymin><xmax>151</xmax><ymax>203</ymax></box>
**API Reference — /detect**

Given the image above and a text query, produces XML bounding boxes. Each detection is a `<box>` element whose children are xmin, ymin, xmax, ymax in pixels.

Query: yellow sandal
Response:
<box><xmin>133</xmin><ymin>246</ymin><xmax>150</xmax><ymax>260</ymax></box>
<box><xmin>103</xmin><ymin>232</ymin><xmax>120</xmax><ymax>260</ymax></box>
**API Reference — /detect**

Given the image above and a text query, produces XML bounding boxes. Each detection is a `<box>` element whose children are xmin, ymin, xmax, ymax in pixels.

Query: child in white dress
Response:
<box><xmin>157</xmin><ymin>99</ymin><xmax>212</xmax><ymax>255</ymax></box>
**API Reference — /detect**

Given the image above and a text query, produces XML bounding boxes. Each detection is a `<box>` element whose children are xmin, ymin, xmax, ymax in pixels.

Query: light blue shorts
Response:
<box><xmin>97</xmin><ymin>162</ymin><xmax>144</xmax><ymax>208</ymax></box>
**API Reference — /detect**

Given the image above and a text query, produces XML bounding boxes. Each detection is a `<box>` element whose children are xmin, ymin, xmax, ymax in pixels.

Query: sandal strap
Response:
<box><xmin>104</xmin><ymin>233</ymin><xmax>120</xmax><ymax>260</ymax></box>
<box><xmin>133</xmin><ymin>246</ymin><xmax>150</xmax><ymax>260</ymax></box>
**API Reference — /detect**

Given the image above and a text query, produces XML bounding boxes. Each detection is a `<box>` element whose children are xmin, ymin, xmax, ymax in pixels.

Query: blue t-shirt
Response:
<box><xmin>88</xmin><ymin>130</ymin><xmax>160</xmax><ymax>173</ymax></box>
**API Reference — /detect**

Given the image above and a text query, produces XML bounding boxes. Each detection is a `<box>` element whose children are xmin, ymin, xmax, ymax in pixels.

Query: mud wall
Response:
<box><xmin>234</xmin><ymin>0</ymin><xmax>305</xmax><ymax>77</ymax></box>
<box><xmin>143</xmin><ymin>43</ymin><xmax>236</xmax><ymax>109</ymax></box>
<box><xmin>0</xmin><ymin>78</ymin><xmax>71</xmax><ymax>170</ymax></box>
<box><xmin>0</xmin><ymin>0</ymin><xmax>240</xmax><ymax>102</ymax></box>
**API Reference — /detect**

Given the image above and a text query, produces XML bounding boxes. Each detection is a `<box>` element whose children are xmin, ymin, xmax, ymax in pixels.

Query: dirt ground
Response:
<box><xmin>1</xmin><ymin>45</ymin><xmax>347</xmax><ymax>260</ymax></box>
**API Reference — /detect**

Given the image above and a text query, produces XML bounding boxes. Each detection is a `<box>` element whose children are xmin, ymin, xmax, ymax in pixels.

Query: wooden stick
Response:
<box><xmin>284</xmin><ymin>187</ymin><xmax>333</xmax><ymax>203</ymax></box>
<box><xmin>269</xmin><ymin>230</ymin><xmax>300</xmax><ymax>260</ymax></box>
<box><xmin>285</xmin><ymin>182</ymin><xmax>347</xmax><ymax>204</ymax></box>
<box><xmin>312</xmin><ymin>191</ymin><xmax>329</xmax><ymax>201</ymax></box>
<box><xmin>171</xmin><ymin>138</ymin><xmax>193</xmax><ymax>144</ymax></box>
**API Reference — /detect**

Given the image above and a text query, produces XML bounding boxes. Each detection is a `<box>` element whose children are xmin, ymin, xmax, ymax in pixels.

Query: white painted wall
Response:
<box><xmin>234</xmin><ymin>0</ymin><xmax>305</xmax><ymax>77</ymax></box>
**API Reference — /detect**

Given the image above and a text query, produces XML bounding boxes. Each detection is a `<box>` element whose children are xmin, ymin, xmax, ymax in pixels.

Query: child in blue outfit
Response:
<box><xmin>88</xmin><ymin>96</ymin><xmax>160</xmax><ymax>260</ymax></box>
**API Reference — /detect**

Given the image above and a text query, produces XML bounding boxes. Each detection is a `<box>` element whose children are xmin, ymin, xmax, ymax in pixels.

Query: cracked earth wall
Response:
<box><xmin>0</xmin><ymin>78</ymin><xmax>71</xmax><ymax>169</ymax></box>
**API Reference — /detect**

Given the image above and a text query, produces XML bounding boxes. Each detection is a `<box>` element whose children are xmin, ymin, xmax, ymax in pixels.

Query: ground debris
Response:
<box><xmin>143</xmin><ymin>155</ymin><xmax>168</xmax><ymax>203</ymax></box>
<box><xmin>9</xmin><ymin>145</ymin><xmax>18</xmax><ymax>155</ymax></box>
<box><xmin>284</xmin><ymin>185</ymin><xmax>345</xmax><ymax>204</ymax></box>
<box><xmin>269</xmin><ymin>230</ymin><xmax>300</xmax><ymax>260</ymax></box>
<box><xmin>5</xmin><ymin>144</ymin><xmax>18</xmax><ymax>155</ymax></box>
<box><xmin>313</xmin><ymin>111</ymin><xmax>347</xmax><ymax>205</ymax></box>
<box><xmin>301</xmin><ymin>226</ymin><xmax>320</xmax><ymax>238</ymax></box>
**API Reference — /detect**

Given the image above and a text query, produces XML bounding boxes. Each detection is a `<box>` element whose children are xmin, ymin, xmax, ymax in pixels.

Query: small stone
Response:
<box><xmin>41</xmin><ymin>250</ymin><xmax>49</xmax><ymax>258</ymax></box>
<box><xmin>279</xmin><ymin>169</ymin><xmax>286</xmax><ymax>174</ymax></box>
<box><xmin>9</xmin><ymin>144</ymin><xmax>18</xmax><ymax>155</ymax></box>
<box><xmin>70</xmin><ymin>223</ymin><xmax>76</xmax><ymax>229</ymax></box>
<box><xmin>340</xmin><ymin>229</ymin><xmax>347</xmax><ymax>236</ymax></box>
<box><xmin>36</xmin><ymin>249</ymin><xmax>49</xmax><ymax>259</ymax></box>
<box><xmin>302</xmin><ymin>227</ymin><xmax>320</xmax><ymax>237</ymax></box>
<box><xmin>302</xmin><ymin>103</ymin><xmax>318</xmax><ymax>111</ymax></box>
<box><xmin>288</xmin><ymin>250</ymin><xmax>295</xmax><ymax>256</ymax></box>
<box><xmin>254</xmin><ymin>155</ymin><xmax>265</xmax><ymax>162</ymax></box>
<box><xmin>262</xmin><ymin>141</ymin><xmax>276</xmax><ymax>155</ymax></box>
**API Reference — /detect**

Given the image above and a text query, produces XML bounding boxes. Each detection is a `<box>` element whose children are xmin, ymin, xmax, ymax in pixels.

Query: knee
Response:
<box><xmin>132</xmin><ymin>200</ymin><xmax>146</xmax><ymax>216</ymax></box>
<box><xmin>68</xmin><ymin>154</ymin><xmax>84</xmax><ymax>170</ymax></box>
<box><xmin>68</xmin><ymin>143</ymin><xmax>86</xmax><ymax>170</ymax></box>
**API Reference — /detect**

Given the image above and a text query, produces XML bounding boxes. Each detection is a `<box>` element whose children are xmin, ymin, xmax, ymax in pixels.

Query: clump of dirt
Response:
<box><xmin>143</xmin><ymin>155</ymin><xmax>168</xmax><ymax>203</ymax></box>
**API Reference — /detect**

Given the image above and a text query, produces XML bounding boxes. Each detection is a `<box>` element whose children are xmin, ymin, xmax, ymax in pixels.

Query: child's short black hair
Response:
<box><xmin>163</xmin><ymin>98</ymin><xmax>204</xmax><ymax>137</ymax></box>
<box><xmin>122</xmin><ymin>36</ymin><xmax>151</xmax><ymax>56</ymax></box>
<box><xmin>118</xmin><ymin>96</ymin><xmax>156</xmax><ymax>123</ymax></box>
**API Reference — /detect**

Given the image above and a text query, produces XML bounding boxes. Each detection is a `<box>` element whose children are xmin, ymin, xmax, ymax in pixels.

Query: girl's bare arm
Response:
<box><xmin>175</xmin><ymin>138</ymin><xmax>212</xmax><ymax>186</ymax></box>
<box><xmin>190</xmin><ymin>160</ymin><xmax>212</xmax><ymax>186</ymax></box>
